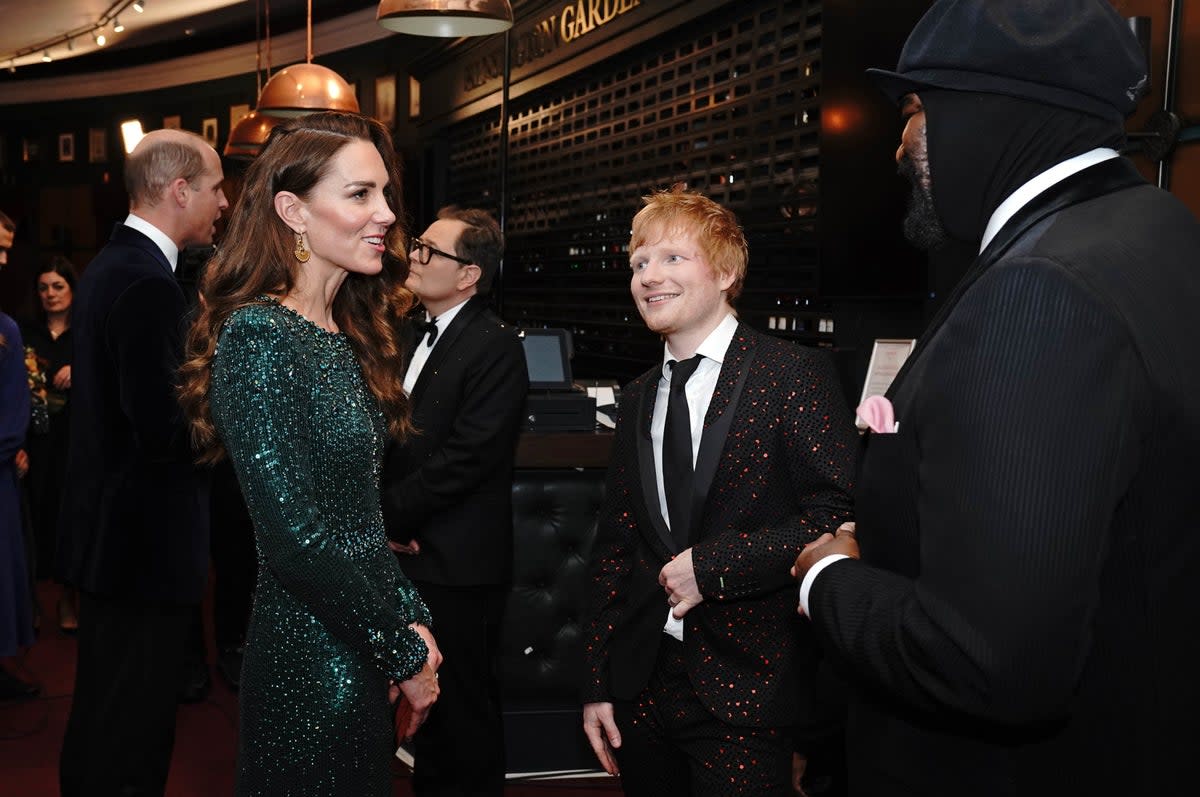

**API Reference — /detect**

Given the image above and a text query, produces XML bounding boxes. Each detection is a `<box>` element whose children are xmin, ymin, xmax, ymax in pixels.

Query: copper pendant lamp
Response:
<box><xmin>258</xmin><ymin>0</ymin><xmax>360</xmax><ymax>117</ymax></box>
<box><xmin>257</xmin><ymin>62</ymin><xmax>359</xmax><ymax>116</ymax></box>
<box><xmin>224</xmin><ymin>111</ymin><xmax>284</xmax><ymax>159</ymax></box>
<box><xmin>376</xmin><ymin>0</ymin><xmax>513</xmax><ymax>37</ymax></box>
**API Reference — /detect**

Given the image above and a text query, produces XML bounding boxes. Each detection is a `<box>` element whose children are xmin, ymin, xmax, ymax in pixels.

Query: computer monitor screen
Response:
<box><xmin>521</xmin><ymin>328</ymin><xmax>573</xmax><ymax>390</ymax></box>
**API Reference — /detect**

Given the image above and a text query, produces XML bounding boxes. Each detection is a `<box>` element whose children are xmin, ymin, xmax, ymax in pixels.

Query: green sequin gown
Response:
<box><xmin>210</xmin><ymin>300</ymin><xmax>431</xmax><ymax>796</ymax></box>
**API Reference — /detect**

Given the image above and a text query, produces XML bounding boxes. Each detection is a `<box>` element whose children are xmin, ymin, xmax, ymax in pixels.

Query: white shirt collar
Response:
<box><xmin>428</xmin><ymin>296</ymin><xmax>470</xmax><ymax>329</ymax></box>
<box><xmin>123</xmin><ymin>213</ymin><xmax>180</xmax><ymax>272</ymax></box>
<box><xmin>661</xmin><ymin>312</ymin><xmax>739</xmax><ymax>375</ymax></box>
<box><xmin>980</xmin><ymin>148</ymin><xmax>1118</xmax><ymax>252</ymax></box>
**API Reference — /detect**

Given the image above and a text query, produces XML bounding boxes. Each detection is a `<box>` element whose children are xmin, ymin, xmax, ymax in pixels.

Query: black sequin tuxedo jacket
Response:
<box><xmin>382</xmin><ymin>295</ymin><xmax>528</xmax><ymax>586</ymax></box>
<box><xmin>58</xmin><ymin>223</ymin><xmax>209</xmax><ymax>603</ymax></box>
<box><xmin>583</xmin><ymin>324</ymin><xmax>856</xmax><ymax>728</ymax></box>
<box><xmin>808</xmin><ymin>158</ymin><xmax>1200</xmax><ymax>796</ymax></box>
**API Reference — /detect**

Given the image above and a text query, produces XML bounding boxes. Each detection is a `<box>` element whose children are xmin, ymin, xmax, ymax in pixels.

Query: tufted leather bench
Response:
<box><xmin>501</xmin><ymin>467</ymin><xmax>606</xmax><ymax>773</ymax></box>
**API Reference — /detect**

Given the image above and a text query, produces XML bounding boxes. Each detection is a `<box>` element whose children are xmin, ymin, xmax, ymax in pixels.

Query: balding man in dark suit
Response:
<box><xmin>58</xmin><ymin>129</ymin><xmax>228</xmax><ymax>797</ymax></box>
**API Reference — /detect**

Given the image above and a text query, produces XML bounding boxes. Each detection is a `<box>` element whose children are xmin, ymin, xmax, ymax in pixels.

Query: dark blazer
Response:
<box><xmin>382</xmin><ymin>295</ymin><xmax>528</xmax><ymax>586</ymax></box>
<box><xmin>582</xmin><ymin>324</ymin><xmax>856</xmax><ymax>729</ymax></box>
<box><xmin>809</xmin><ymin>158</ymin><xmax>1200</xmax><ymax>796</ymax></box>
<box><xmin>57</xmin><ymin>224</ymin><xmax>209</xmax><ymax>604</ymax></box>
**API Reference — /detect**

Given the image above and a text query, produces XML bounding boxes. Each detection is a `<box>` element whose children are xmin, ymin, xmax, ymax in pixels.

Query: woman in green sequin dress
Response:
<box><xmin>180</xmin><ymin>112</ymin><xmax>440</xmax><ymax>796</ymax></box>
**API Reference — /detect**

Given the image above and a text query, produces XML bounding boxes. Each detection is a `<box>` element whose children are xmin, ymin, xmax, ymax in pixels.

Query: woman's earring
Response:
<box><xmin>294</xmin><ymin>232</ymin><xmax>311</xmax><ymax>263</ymax></box>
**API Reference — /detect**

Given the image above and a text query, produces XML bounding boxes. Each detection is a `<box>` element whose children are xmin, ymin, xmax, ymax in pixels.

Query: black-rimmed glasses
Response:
<box><xmin>410</xmin><ymin>238</ymin><xmax>473</xmax><ymax>266</ymax></box>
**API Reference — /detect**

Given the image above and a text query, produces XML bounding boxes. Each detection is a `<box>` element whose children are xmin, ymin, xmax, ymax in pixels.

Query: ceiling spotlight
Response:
<box><xmin>95</xmin><ymin>30</ymin><xmax>107</xmax><ymax>46</ymax></box>
<box><xmin>67</xmin><ymin>37</ymin><xmax>75</xmax><ymax>51</ymax></box>
<box><xmin>114</xmin><ymin>18</ymin><xmax>125</xmax><ymax>33</ymax></box>
<box><xmin>42</xmin><ymin>50</ymin><xmax>52</xmax><ymax>62</ymax></box>
<box><xmin>7</xmin><ymin>61</ymin><xmax>15</xmax><ymax>74</ymax></box>
<box><xmin>133</xmin><ymin>0</ymin><xmax>145</xmax><ymax>11</ymax></box>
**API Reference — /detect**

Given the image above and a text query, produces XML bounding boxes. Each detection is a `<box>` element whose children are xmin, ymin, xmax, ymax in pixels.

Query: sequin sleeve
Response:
<box><xmin>580</xmin><ymin>376</ymin><xmax>646</xmax><ymax>703</ymax></box>
<box><xmin>691</xmin><ymin>342</ymin><xmax>856</xmax><ymax>601</ymax></box>
<box><xmin>211</xmin><ymin>309</ymin><xmax>429</xmax><ymax>683</ymax></box>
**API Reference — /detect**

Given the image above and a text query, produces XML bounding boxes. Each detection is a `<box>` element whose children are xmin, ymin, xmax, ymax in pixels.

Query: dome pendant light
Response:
<box><xmin>376</xmin><ymin>0</ymin><xmax>513</xmax><ymax>37</ymax></box>
<box><xmin>257</xmin><ymin>0</ymin><xmax>359</xmax><ymax>117</ymax></box>
<box><xmin>226</xmin><ymin>111</ymin><xmax>284</xmax><ymax>159</ymax></box>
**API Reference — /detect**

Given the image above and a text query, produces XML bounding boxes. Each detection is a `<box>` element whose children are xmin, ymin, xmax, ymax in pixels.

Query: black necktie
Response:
<box><xmin>662</xmin><ymin>355</ymin><xmax>703</xmax><ymax>547</ymax></box>
<box><xmin>417</xmin><ymin>316</ymin><xmax>439</xmax><ymax>347</ymax></box>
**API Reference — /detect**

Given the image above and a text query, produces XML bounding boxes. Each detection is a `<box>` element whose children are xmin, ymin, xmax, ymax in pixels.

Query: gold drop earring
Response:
<box><xmin>294</xmin><ymin>232</ymin><xmax>311</xmax><ymax>263</ymax></box>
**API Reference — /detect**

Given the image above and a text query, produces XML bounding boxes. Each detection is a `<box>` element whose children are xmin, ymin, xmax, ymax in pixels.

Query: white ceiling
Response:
<box><xmin>0</xmin><ymin>1</ymin><xmax>409</xmax><ymax>105</ymax></box>
<box><xmin>1</xmin><ymin>0</ymin><xmax>251</xmax><ymax>70</ymax></box>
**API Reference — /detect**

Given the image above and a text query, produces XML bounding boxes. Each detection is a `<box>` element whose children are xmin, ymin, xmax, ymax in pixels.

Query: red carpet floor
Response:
<box><xmin>1</xmin><ymin>580</ymin><xmax>619</xmax><ymax>797</ymax></box>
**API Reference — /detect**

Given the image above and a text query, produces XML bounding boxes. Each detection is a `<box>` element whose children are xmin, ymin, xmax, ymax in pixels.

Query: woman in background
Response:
<box><xmin>21</xmin><ymin>256</ymin><xmax>78</xmax><ymax>631</ymax></box>
<box><xmin>179</xmin><ymin>111</ymin><xmax>440</xmax><ymax>796</ymax></box>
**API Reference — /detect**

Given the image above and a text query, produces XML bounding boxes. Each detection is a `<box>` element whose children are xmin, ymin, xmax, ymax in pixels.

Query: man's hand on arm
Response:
<box><xmin>791</xmin><ymin>522</ymin><xmax>859</xmax><ymax>616</ymax></box>
<box><xmin>582</xmin><ymin>701</ymin><xmax>622</xmax><ymax>775</ymax></box>
<box><xmin>659</xmin><ymin>548</ymin><xmax>703</xmax><ymax>619</ymax></box>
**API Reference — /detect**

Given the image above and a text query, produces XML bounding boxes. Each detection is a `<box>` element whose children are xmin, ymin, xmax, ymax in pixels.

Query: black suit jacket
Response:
<box><xmin>382</xmin><ymin>296</ymin><xmax>528</xmax><ymax>586</ymax></box>
<box><xmin>57</xmin><ymin>224</ymin><xmax>209</xmax><ymax>603</ymax></box>
<box><xmin>809</xmin><ymin>158</ymin><xmax>1200</xmax><ymax>795</ymax></box>
<box><xmin>582</xmin><ymin>324</ymin><xmax>856</xmax><ymax>728</ymax></box>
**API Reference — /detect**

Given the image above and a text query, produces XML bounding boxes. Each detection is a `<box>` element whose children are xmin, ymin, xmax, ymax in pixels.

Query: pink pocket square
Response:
<box><xmin>856</xmin><ymin>395</ymin><xmax>898</xmax><ymax>434</ymax></box>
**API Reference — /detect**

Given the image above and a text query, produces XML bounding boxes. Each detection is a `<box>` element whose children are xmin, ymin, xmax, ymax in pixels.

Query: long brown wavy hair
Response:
<box><xmin>179</xmin><ymin>111</ymin><xmax>414</xmax><ymax>464</ymax></box>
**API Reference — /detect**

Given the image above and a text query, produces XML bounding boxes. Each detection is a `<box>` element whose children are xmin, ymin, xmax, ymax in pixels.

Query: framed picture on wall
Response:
<box><xmin>58</xmin><ymin>133</ymin><xmax>75</xmax><ymax>162</ymax></box>
<box><xmin>89</xmin><ymin>128</ymin><xmax>107</xmax><ymax>163</ymax></box>
<box><xmin>22</xmin><ymin>138</ymin><xmax>39</xmax><ymax>162</ymax></box>
<box><xmin>163</xmin><ymin>115</ymin><xmax>182</xmax><ymax>130</ymax></box>
<box><xmin>229</xmin><ymin>103</ymin><xmax>250</xmax><ymax>132</ymax></box>
<box><xmin>202</xmin><ymin>118</ymin><xmax>219</xmax><ymax>147</ymax></box>
<box><xmin>408</xmin><ymin>76</ymin><xmax>421</xmax><ymax>120</ymax></box>
<box><xmin>374</xmin><ymin>75</ymin><xmax>396</xmax><ymax>130</ymax></box>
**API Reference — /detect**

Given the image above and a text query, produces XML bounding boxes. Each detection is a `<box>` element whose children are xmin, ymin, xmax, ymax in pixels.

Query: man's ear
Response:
<box><xmin>170</xmin><ymin>178</ymin><xmax>191</xmax><ymax>209</ymax></box>
<box><xmin>717</xmin><ymin>267</ymin><xmax>735</xmax><ymax>293</ymax></box>
<box><xmin>273</xmin><ymin>191</ymin><xmax>306</xmax><ymax>232</ymax></box>
<box><xmin>457</xmin><ymin>263</ymin><xmax>482</xmax><ymax>291</ymax></box>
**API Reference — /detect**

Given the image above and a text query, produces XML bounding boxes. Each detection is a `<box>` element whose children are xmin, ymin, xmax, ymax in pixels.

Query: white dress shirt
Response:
<box><xmin>123</xmin><ymin>213</ymin><xmax>179</xmax><ymax>272</ymax></box>
<box><xmin>653</xmin><ymin>312</ymin><xmax>738</xmax><ymax>639</ymax></box>
<box><xmin>979</xmin><ymin>148</ymin><xmax>1118</xmax><ymax>252</ymax></box>
<box><xmin>402</xmin><ymin>297</ymin><xmax>469</xmax><ymax>395</ymax></box>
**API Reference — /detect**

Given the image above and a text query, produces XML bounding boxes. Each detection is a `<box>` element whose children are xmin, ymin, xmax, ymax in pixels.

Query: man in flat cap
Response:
<box><xmin>793</xmin><ymin>1</ymin><xmax>1200</xmax><ymax>795</ymax></box>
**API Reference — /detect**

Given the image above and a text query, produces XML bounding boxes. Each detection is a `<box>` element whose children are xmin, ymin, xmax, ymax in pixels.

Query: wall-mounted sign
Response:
<box><xmin>462</xmin><ymin>0</ymin><xmax>642</xmax><ymax>92</ymax></box>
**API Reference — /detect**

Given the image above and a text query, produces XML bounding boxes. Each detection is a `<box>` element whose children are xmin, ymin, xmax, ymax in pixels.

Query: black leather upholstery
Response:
<box><xmin>502</xmin><ymin>469</ymin><xmax>605</xmax><ymax>699</ymax></box>
<box><xmin>501</xmin><ymin>468</ymin><xmax>605</xmax><ymax>772</ymax></box>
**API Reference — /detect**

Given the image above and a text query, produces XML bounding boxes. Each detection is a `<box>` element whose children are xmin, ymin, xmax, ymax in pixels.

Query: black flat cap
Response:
<box><xmin>867</xmin><ymin>0</ymin><xmax>1149</xmax><ymax>120</ymax></box>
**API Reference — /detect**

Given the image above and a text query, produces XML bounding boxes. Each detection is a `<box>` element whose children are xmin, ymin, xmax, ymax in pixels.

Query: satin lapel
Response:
<box><xmin>409</xmin><ymin>297</ymin><xmax>485</xmax><ymax>406</ymax></box>
<box><xmin>634</xmin><ymin>372</ymin><xmax>678</xmax><ymax>555</ymax></box>
<box><xmin>686</xmin><ymin>326</ymin><xmax>756</xmax><ymax>546</ymax></box>
<box><xmin>884</xmin><ymin>157</ymin><xmax>1146</xmax><ymax>399</ymax></box>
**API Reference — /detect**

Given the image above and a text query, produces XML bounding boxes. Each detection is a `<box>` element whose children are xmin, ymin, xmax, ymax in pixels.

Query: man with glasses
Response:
<box><xmin>382</xmin><ymin>206</ymin><xmax>528</xmax><ymax>796</ymax></box>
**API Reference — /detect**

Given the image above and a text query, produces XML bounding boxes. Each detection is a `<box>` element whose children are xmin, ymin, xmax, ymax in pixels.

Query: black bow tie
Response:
<box><xmin>417</xmin><ymin>317</ymin><xmax>439</xmax><ymax>347</ymax></box>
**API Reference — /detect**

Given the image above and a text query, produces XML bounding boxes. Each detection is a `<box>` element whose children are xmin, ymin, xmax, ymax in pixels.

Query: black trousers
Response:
<box><xmin>59</xmin><ymin>591</ymin><xmax>193</xmax><ymax>797</ymax></box>
<box><xmin>611</xmin><ymin>636</ymin><xmax>793</xmax><ymax>797</ymax></box>
<box><xmin>410</xmin><ymin>580</ymin><xmax>507</xmax><ymax>797</ymax></box>
<box><xmin>209</xmin><ymin>459</ymin><xmax>255</xmax><ymax>649</ymax></box>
